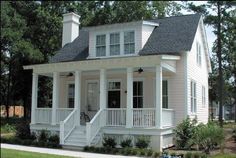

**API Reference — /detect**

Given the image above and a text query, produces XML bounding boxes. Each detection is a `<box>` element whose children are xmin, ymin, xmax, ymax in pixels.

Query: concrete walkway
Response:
<box><xmin>1</xmin><ymin>143</ymin><xmax>140</xmax><ymax>158</ymax></box>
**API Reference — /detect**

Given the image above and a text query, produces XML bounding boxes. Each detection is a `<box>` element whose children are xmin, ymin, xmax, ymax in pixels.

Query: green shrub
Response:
<box><xmin>130</xmin><ymin>148</ymin><xmax>138</xmax><ymax>155</ymax></box>
<box><xmin>232</xmin><ymin>128</ymin><xmax>236</xmax><ymax>142</ymax></box>
<box><xmin>135</xmin><ymin>135</ymin><xmax>150</xmax><ymax>149</ymax></box>
<box><xmin>170</xmin><ymin>152</ymin><xmax>176</xmax><ymax>156</ymax></box>
<box><xmin>48</xmin><ymin>134</ymin><xmax>59</xmax><ymax>144</ymax></box>
<box><xmin>102</xmin><ymin>137</ymin><xmax>116</xmax><ymax>148</ymax></box>
<box><xmin>1</xmin><ymin>123</ymin><xmax>16</xmax><ymax>133</ymax></box>
<box><xmin>174</xmin><ymin>117</ymin><xmax>197</xmax><ymax>149</ymax></box>
<box><xmin>185</xmin><ymin>152</ymin><xmax>193</xmax><ymax>158</ymax></box>
<box><xmin>120</xmin><ymin>138</ymin><xmax>132</xmax><ymax>148</ymax></box>
<box><xmin>193</xmin><ymin>152</ymin><xmax>201</xmax><ymax>158</ymax></box>
<box><xmin>194</xmin><ymin>122</ymin><xmax>224</xmax><ymax>154</ymax></box>
<box><xmin>38</xmin><ymin>130</ymin><xmax>49</xmax><ymax>142</ymax></box>
<box><xmin>152</xmin><ymin>151</ymin><xmax>160</xmax><ymax>158</ymax></box>
<box><xmin>138</xmin><ymin>149</ymin><xmax>146</xmax><ymax>156</ymax></box>
<box><xmin>145</xmin><ymin>149</ymin><xmax>153</xmax><ymax>157</ymax></box>
<box><xmin>15</xmin><ymin>122</ymin><xmax>32</xmax><ymax>140</ymax></box>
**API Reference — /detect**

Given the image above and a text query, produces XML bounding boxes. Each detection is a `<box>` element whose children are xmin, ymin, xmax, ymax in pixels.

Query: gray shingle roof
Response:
<box><xmin>50</xmin><ymin>14</ymin><xmax>201</xmax><ymax>63</ymax></box>
<box><xmin>140</xmin><ymin>14</ymin><xmax>201</xmax><ymax>55</ymax></box>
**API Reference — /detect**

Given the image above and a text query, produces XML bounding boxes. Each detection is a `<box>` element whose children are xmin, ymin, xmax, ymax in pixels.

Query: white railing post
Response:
<box><xmin>52</xmin><ymin>72</ymin><xmax>60</xmax><ymax>125</ymax></box>
<box><xmin>126</xmin><ymin>67</ymin><xmax>133</xmax><ymax>128</ymax></box>
<box><xmin>74</xmin><ymin>70</ymin><xmax>81</xmax><ymax>126</ymax></box>
<box><xmin>60</xmin><ymin>121</ymin><xmax>64</xmax><ymax>144</ymax></box>
<box><xmin>99</xmin><ymin>69</ymin><xmax>106</xmax><ymax>127</ymax></box>
<box><xmin>156</xmin><ymin>65</ymin><xmax>162</xmax><ymax>128</ymax></box>
<box><xmin>31</xmin><ymin>73</ymin><xmax>38</xmax><ymax>124</ymax></box>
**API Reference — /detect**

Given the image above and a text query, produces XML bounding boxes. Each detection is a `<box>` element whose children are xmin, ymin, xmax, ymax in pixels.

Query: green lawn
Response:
<box><xmin>1</xmin><ymin>149</ymin><xmax>73</xmax><ymax>158</ymax></box>
<box><xmin>211</xmin><ymin>153</ymin><xmax>236</xmax><ymax>158</ymax></box>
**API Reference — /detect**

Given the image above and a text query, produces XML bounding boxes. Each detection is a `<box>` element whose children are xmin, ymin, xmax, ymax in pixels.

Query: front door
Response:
<box><xmin>107</xmin><ymin>81</ymin><xmax>121</xmax><ymax>108</ymax></box>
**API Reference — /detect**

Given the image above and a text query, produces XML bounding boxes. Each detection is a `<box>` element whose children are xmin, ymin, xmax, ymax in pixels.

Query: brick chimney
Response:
<box><xmin>62</xmin><ymin>12</ymin><xmax>80</xmax><ymax>47</ymax></box>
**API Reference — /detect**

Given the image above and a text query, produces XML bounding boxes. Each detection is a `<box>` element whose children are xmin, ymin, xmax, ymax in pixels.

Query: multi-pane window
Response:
<box><xmin>202</xmin><ymin>86</ymin><xmax>206</xmax><ymax>107</ymax></box>
<box><xmin>68</xmin><ymin>84</ymin><xmax>75</xmax><ymax>108</ymax></box>
<box><xmin>162</xmin><ymin>80</ymin><xmax>168</xmax><ymax>108</ymax></box>
<box><xmin>110</xmin><ymin>33</ymin><xmax>120</xmax><ymax>56</ymax></box>
<box><xmin>108</xmin><ymin>81</ymin><xmax>121</xmax><ymax>108</ymax></box>
<box><xmin>191</xmin><ymin>81</ymin><xmax>197</xmax><ymax>113</ymax></box>
<box><xmin>133</xmin><ymin>81</ymin><xmax>143</xmax><ymax>108</ymax></box>
<box><xmin>96</xmin><ymin>34</ymin><xmax>106</xmax><ymax>57</ymax></box>
<box><xmin>196</xmin><ymin>42</ymin><xmax>202</xmax><ymax>66</ymax></box>
<box><xmin>124</xmin><ymin>31</ymin><xmax>135</xmax><ymax>54</ymax></box>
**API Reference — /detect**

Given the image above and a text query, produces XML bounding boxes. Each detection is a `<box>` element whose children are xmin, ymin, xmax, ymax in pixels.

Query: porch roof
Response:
<box><xmin>23</xmin><ymin>55</ymin><xmax>180</xmax><ymax>74</ymax></box>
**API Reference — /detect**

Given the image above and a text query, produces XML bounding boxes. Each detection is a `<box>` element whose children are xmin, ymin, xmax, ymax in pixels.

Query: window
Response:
<box><xmin>191</xmin><ymin>81</ymin><xmax>197</xmax><ymax>113</ymax></box>
<box><xmin>96</xmin><ymin>34</ymin><xmax>106</xmax><ymax>57</ymax></box>
<box><xmin>133</xmin><ymin>81</ymin><xmax>143</xmax><ymax>108</ymax></box>
<box><xmin>162</xmin><ymin>80</ymin><xmax>168</xmax><ymax>108</ymax></box>
<box><xmin>110</xmin><ymin>33</ymin><xmax>120</xmax><ymax>56</ymax></box>
<box><xmin>108</xmin><ymin>81</ymin><xmax>121</xmax><ymax>108</ymax></box>
<box><xmin>124</xmin><ymin>31</ymin><xmax>135</xmax><ymax>54</ymax></box>
<box><xmin>68</xmin><ymin>84</ymin><xmax>75</xmax><ymax>108</ymax></box>
<box><xmin>202</xmin><ymin>86</ymin><xmax>206</xmax><ymax>107</ymax></box>
<box><xmin>196</xmin><ymin>42</ymin><xmax>202</xmax><ymax>66</ymax></box>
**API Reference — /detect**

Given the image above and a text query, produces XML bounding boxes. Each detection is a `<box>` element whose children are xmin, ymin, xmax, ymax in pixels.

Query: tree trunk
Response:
<box><xmin>217</xmin><ymin>2</ymin><xmax>223</xmax><ymax>127</ymax></box>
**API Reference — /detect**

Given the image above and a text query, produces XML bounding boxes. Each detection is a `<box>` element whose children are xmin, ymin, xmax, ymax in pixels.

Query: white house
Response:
<box><xmin>24</xmin><ymin>12</ymin><xmax>211</xmax><ymax>151</ymax></box>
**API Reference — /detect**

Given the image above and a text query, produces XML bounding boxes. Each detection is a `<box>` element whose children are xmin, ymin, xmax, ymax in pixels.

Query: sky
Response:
<box><xmin>178</xmin><ymin>1</ymin><xmax>216</xmax><ymax>55</ymax></box>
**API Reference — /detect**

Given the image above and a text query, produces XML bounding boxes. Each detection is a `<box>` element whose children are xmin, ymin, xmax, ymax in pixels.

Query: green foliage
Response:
<box><xmin>1</xmin><ymin>123</ymin><xmax>16</xmax><ymax>133</ymax></box>
<box><xmin>185</xmin><ymin>152</ymin><xmax>193</xmax><ymax>158</ymax></box>
<box><xmin>135</xmin><ymin>135</ymin><xmax>150</xmax><ymax>149</ymax></box>
<box><xmin>152</xmin><ymin>151</ymin><xmax>160</xmax><ymax>158</ymax></box>
<box><xmin>38</xmin><ymin>130</ymin><xmax>49</xmax><ymax>142</ymax></box>
<box><xmin>120</xmin><ymin>138</ymin><xmax>132</xmax><ymax>148</ymax></box>
<box><xmin>102</xmin><ymin>137</ymin><xmax>116</xmax><ymax>148</ymax></box>
<box><xmin>15</xmin><ymin>122</ymin><xmax>35</xmax><ymax>140</ymax></box>
<box><xmin>174</xmin><ymin>117</ymin><xmax>197</xmax><ymax>149</ymax></box>
<box><xmin>233</xmin><ymin>128</ymin><xmax>236</xmax><ymax>142</ymax></box>
<box><xmin>194</xmin><ymin>122</ymin><xmax>224</xmax><ymax>153</ymax></box>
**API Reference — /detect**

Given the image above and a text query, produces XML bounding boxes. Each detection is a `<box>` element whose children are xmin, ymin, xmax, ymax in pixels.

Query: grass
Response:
<box><xmin>1</xmin><ymin>149</ymin><xmax>73</xmax><ymax>158</ymax></box>
<box><xmin>211</xmin><ymin>153</ymin><xmax>236</xmax><ymax>158</ymax></box>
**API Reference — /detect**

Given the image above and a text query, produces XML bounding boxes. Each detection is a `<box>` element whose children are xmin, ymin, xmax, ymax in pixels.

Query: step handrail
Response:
<box><xmin>86</xmin><ymin>109</ymin><xmax>104</xmax><ymax>146</ymax></box>
<box><xmin>60</xmin><ymin>109</ymin><xmax>77</xmax><ymax>144</ymax></box>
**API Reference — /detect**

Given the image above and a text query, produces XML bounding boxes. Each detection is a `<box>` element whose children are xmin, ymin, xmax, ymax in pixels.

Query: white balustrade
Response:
<box><xmin>86</xmin><ymin>109</ymin><xmax>104</xmax><ymax>146</ymax></box>
<box><xmin>56</xmin><ymin>108</ymin><xmax>73</xmax><ymax>124</ymax></box>
<box><xmin>60</xmin><ymin>109</ymin><xmax>77</xmax><ymax>144</ymax></box>
<box><xmin>35</xmin><ymin>108</ymin><xmax>52</xmax><ymax>124</ymax></box>
<box><xmin>133</xmin><ymin>108</ymin><xmax>156</xmax><ymax>127</ymax></box>
<box><xmin>162</xmin><ymin>109</ymin><xmax>174</xmax><ymax>127</ymax></box>
<box><xmin>106</xmin><ymin>108</ymin><xmax>126</xmax><ymax>126</ymax></box>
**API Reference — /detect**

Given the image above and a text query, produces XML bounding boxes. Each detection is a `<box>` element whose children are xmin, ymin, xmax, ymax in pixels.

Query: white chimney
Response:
<box><xmin>62</xmin><ymin>12</ymin><xmax>80</xmax><ymax>47</ymax></box>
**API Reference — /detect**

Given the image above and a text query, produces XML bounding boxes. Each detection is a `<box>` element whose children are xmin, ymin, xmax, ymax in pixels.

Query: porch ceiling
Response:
<box><xmin>24</xmin><ymin>55</ymin><xmax>180</xmax><ymax>74</ymax></box>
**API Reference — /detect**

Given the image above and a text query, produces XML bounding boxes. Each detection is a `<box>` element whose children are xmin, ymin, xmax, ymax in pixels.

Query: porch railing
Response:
<box><xmin>35</xmin><ymin>108</ymin><xmax>52</xmax><ymax>124</ymax></box>
<box><xmin>60</xmin><ymin>109</ymin><xmax>77</xmax><ymax>144</ymax></box>
<box><xmin>86</xmin><ymin>109</ymin><xmax>104</xmax><ymax>146</ymax></box>
<box><xmin>105</xmin><ymin>108</ymin><xmax>126</xmax><ymax>126</ymax></box>
<box><xmin>162</xmin><ymin>108</ymin><xmax>174</xmax><ymax>127</ymax></box>
<box><xmin>133</xmin><ymin>108</ymin><xmax>155</xmax><ymax>127</ymax></box>
<box><xmin>56</xmin><ymin>108</ymin><xmax>73</xmax><ymax>124</ymax></box>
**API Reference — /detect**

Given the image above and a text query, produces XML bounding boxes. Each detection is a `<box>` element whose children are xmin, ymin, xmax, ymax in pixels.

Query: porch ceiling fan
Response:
<box><xmin>134</xmin><ymin>67</ymin><xmax>143</xmax><ymax>74</ymax></box>
<box><xmin>60</xmin><ymin>72</ymin><xmax>74</xmax><ymax>77</ymax></box>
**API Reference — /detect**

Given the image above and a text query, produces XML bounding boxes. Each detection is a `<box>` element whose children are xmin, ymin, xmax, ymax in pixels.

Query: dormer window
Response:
<box><xmin>124</xmin><ymin>31</ymin><xmax>135</xmax><ymax>54</ymax></box>
<box><xmin>196</xmin><ymin>42</ymin><xmax>201</xmax><ymax>66</ymax></box>
<box><xmin>110</xmin><ymin>33</ymin><xmax>120</xmax><ymax>56</ymax></box>
<box><xmin>96</xmin><ymin>34</ymin><xmax>106</xmax><ymax>57</ymax></box>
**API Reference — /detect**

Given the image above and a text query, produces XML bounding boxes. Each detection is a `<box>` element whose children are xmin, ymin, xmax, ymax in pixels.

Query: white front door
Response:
<box><xmin>86</xmin><ymin>81</ymin><xmax>99</xmax><ymax>118</ymax></box>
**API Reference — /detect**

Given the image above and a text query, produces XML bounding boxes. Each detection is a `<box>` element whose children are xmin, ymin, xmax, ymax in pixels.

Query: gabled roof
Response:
<box><xmin>50</xmin><ymin>14</ymin><xmax>202</xmax><ymax>63</ymax></box>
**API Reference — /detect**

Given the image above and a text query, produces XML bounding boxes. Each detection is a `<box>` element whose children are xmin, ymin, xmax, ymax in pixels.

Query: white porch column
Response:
<box><xmin>99</xmin><ymin>69</ymin><xmax>107</xmax><ymax>127</ymax></box>
<box><xmin>31</xmin><ymin>73</ymin><xmax>38</xmax><ymax>124</ymax></box>
<box><xmin>74</xmin><ymin>70</ymin><xmax>81</xmax><ymax>126</ymax></box>
<box><xmin>52</xmin><ymin>72</ymin><xmax>60</xmax><ymax>125</ymax></box>
<box><xmin>155</xmin><ymin>65</ymin><xmax>162</xmax><ymax>128</ymax></box>
<box><xmin>126</xmin><ymin>67</ymin><xmax>133</xmax><ymax>128</ymax></box>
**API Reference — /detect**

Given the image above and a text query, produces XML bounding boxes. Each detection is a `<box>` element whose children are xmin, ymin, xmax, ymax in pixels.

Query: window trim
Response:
<box><xmin>124</xmin><ymin>30</ymin><xmax>135</xmax><ymax>55</ymax></box>
<box><xmin>190</xmin><ymin>80</ymin><xmax>197</xmax><ymax>113</ymax></box>
<box><xmin>107</xmin><ymin>79</ymin><xmax>122</xmax><ymax>108</ymax></box>
<box><xmin>96</xmin><ymin>34</ymin><xmax>106</xmax><ymax>57</ymax></box>
<box><xmin>109</xmin><ymin>32</ymin><xmax>120</xmax><ymax>56</ymax></box>
<box><xmin>66</xmin><ymin>81</ymin><xmax>75</xmax><ymax>108</ymax></box>
<box><xmin>196</xmin><ymin>41</ymin><xmax>202</xmax><ymax>67</ymax></box>
<box><xmin>133</xmin><ymin>78</ymin><xmax>144</xmax><ymax>109</ymax></box>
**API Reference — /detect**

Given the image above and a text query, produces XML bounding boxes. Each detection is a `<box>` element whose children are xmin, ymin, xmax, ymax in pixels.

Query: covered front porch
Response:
<box><xmin>25</xmin><ymin>55</ymin><xmax>180</xmax><ymax>146</ymax></box>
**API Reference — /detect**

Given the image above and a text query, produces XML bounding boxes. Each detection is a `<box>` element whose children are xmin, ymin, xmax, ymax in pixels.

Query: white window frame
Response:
<box><xmin>202</xmin><ymin>85</ymin><xmax>206</xmax><ymax>107</ymax></box>
<box><xmin>66</xmin><ymin>81</ymin><xmax>75</xmax><ymax>108</ymax></box>
<box><xmin>196</xmin><ymin>42</ymin><xmax>202</xmax><ymax>66</ymax></box>
<box><xmin>85</xmin><ymin>80</ymin><xmax>99</xmax><ymax>112</ymax></box>
<box><xmin>96</xmin><ymin>34</ymin><xmax>106</xmax><ymax>57</ymax></box>
<box><xmin>191</xmin><ymin>80</ymin><xmax>197</xmax><ymax>113</ymax></box>
<box><xmin>109</xmin><ymin>32</ymin><xmax>120</xmax><ymax>56</ymax></box>
<box><xmin>124</xmin><ymin>30</ymin><xmax>135</xmax><ymax>54</ymax></box>
<box><xmin>107</xmin><ymin>79</ymin><xmax>122</xmax><ymax>108</ymax></box>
